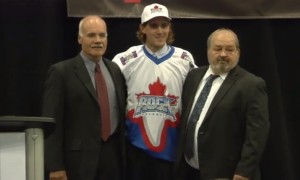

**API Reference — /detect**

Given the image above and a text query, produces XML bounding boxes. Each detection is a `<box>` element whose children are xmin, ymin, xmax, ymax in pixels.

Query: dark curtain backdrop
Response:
<box><xmin>0</xmin><ymin>0</ymin><xmax>299</xmax><ymax>179</ymax></box>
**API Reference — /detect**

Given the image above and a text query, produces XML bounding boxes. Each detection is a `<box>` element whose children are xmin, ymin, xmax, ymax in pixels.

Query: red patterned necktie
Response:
<box><xmin>95</xmin><ymin>63</ymin><xmax>111</xmax><ymax>141</ymax></box>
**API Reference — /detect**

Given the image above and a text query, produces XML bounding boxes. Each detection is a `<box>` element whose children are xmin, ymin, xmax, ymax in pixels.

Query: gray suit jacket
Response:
<box><xmin>175</xmin><ymin>65</ymin><xmax>269</xmax><ymax>180</ymax></box>
<box><xmin>42</xmin><ymin>54</ymin><xmax>127</xmax><ymax>180</ymax></box>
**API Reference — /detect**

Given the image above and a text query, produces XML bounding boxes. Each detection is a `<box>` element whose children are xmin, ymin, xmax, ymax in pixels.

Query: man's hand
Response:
<box><xmin>49</xmin><ymin>170</ymin><xmax>67</xmax><ymax>180</ymax></box>
<box><xmin>233</xmin><ymin>174</ymin><xmax>249</xmax><ymax>180</ymax></box>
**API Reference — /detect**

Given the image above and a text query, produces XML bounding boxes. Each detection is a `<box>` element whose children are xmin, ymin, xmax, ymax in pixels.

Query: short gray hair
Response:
<box><xmin>207</xmin><ymin>28</ymin><xmax>240</xmax><ymax>49</ymax></box>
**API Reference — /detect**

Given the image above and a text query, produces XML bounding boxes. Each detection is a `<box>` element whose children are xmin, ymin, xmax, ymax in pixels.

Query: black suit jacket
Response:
<box><xmin>42</xmin><ymin>54</ymin><xmax>127</xmax><ymax>180</ymax></box>
<box><xmin>175</xmin><ymin>65</ymin><xmax>269</xmax><ymax>180</ymax></box>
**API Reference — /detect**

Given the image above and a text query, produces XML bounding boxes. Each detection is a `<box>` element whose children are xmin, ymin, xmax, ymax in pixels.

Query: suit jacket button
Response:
<box><xmin>199</xmin><ymin>131</ymin><xmax>204</xmax><ymax>135</ymax></box>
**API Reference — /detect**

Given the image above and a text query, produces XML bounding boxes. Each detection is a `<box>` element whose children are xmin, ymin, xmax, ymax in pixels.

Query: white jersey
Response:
<box><xmin>113</xmin><ymin>45</ymin><xmax>196</xmax><ymax>161</ymax></box>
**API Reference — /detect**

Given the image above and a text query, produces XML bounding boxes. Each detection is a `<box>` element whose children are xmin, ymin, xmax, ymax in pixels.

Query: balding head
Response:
<box><xmin>78</xmin><ymin>15</ymin><xmax>106</xmax><ymax>37</ymax></box>
<box><xmin>78</xmin><ymin>15</ymin><xmax>108</xmax><ymax>62</ymax></box>
<box><xmin>207</xmin><ymin>28</ymin><xmax>240</xmax><ymax>50</ymax></box>
<box><xmin>207</xmin><ymin>28</ymin><xmax>240</xmax><ymax>74</ymax></box>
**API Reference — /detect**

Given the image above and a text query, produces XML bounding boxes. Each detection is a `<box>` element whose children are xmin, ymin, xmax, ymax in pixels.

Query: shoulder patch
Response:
<box><xmin>180</xmin><ymin>51</ymin><xmax>192</xmax><ymax>62</ymax></box>
<box><xmin>120</xmin><ymin>51</ymin><xmax>138</xmax><ymax>65</ymax></box>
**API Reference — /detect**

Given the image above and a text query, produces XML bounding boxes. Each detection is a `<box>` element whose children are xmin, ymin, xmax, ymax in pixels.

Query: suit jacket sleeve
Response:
<box><xmin>235</xmin><ymin>76</ymin><xmax>270</xmax><ymax>177</ymax></box>
<box><xmin>42</xmin><ymin>64</ymin><xmax>66</xmax><ymax>172</ymax></box>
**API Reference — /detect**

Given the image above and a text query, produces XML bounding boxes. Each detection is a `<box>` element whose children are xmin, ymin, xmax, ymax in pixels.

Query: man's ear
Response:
<box><xmin>78</xmin><ymin>34</ymin><xmax>82</xmax><ymax>44</ymax></box>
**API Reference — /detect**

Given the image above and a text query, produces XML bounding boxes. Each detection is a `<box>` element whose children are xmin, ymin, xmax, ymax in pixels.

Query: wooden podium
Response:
<box><xmin>0</xmin><ymin>116</ymin><xmax>55</xmax><ymax>180</ymax></box>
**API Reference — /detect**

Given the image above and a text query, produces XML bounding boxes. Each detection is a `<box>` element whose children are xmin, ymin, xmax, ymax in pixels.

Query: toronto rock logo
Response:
<box><xmin>128</xmin><ymin>78</ymin><xmax>179</xmax><ymax>152</ymax></box>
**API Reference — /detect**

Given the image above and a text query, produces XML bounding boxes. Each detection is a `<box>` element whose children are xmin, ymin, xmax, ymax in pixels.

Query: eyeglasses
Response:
<box><xmin>147</xmin><ymin>22</ymin><xmax>170</xmax><ymax>29</ymax></box>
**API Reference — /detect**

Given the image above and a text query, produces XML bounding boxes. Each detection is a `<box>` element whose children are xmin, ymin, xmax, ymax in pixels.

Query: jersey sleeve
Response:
<box><xmin>112</xmin><ymin>45</ymin><xmax>142</xmax><ymax>69</ymax></box>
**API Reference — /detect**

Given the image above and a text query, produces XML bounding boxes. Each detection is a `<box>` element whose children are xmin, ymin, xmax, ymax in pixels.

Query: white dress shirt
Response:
<box><xmin>186</xmin><ymin>67</ymin><xmax>228</xmax><ymax>169</ymax></box>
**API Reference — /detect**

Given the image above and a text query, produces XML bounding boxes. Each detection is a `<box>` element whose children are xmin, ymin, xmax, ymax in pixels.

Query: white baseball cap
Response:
<box><xmin>141</xmin><ymin>3</ymin><xmax>171</xmax><ymax>24</ymax></box>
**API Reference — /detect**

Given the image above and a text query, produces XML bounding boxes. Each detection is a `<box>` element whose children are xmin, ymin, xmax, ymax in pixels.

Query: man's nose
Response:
<box><xmin>220</xmin><ymin>49</ymin><xmax>227</xmax><ymax>56</ymax></box>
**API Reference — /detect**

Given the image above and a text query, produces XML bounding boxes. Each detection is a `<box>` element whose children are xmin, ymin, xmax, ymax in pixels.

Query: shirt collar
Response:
<box><xmin>80</xmin><ymin>51</ymin><xmax>104</xmax><ymax>72</ymax></box>
<box><xmin>144</xmin><ymin>44</ymin><xmax>169</xmax><ymax>58</ymax></box>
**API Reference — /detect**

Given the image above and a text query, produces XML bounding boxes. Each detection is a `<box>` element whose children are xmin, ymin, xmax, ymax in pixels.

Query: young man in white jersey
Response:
<box><xmin>112</xmin><ymin>3</ymin><xmax>196</xmax><ymax>180</ymax></box>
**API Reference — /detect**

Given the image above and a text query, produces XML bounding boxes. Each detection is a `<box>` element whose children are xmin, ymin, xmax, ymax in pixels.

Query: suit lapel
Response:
<box><xmin>102</xmin><ymin>58</ymin><xmax>119</xmax><ymax>97</ymax></box>
<box><xmin>204</xmin><ymin>66</ymin><xmax>241</xmax><ymax>121</ymax></box>
<box><xmin>103</xmin><ymin>58</ymin><xmax>115</xmax><ymax>84</ymax></box>
<box><xmin>73</xmin><ymin>55</ymin><xmax>98</xmax><ymax>103</ymax></box>
<box><xmin>183</xmin><ymin>66</ymin><xmax>208</xmax><ymax>127</ymax></box>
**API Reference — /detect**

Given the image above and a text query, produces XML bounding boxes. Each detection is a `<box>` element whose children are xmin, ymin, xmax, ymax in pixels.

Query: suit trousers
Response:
<box><xmin>182</xmin><ymin>160</ymin><xmax>201</xmax><ymax>180</ymax></box>
<box><xmin>126</xmin><ymin>141</ymin><xmax>173</xmax><ymax>180</ymax></box>
<box><xmin>94</xmin><ymin>132</ymin><xmax>122</xmax><ymax>180</ymax></box>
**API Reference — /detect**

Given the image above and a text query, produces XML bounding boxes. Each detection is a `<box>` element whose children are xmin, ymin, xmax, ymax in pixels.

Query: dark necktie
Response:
<box><xmin>185</xmin><ymin>74</ymin><xmax>219</xmax><ymax>160</ymax></box>
<box><xmin>95</xmin><ymin>63</ymin><xmax>111</xmax><ymax>141</ymax></box>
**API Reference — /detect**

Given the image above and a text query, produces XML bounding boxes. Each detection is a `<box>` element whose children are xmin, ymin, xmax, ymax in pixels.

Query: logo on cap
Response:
<box><xmin>141</xmin><ymin>3</ymin><xmax>171</xmax><ymax>24</ymax></box>
<box><xmin>150</xmin><ymin>5</ymin><xmax>163</xmax><ymax>14</ymax></box>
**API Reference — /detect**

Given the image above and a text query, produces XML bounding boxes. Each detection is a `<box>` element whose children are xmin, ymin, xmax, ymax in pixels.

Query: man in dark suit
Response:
<box><xmin>174</xmin><ymin>28</ymin><xmax>270</xmax><ymax>180</ymax></box>
<box><xmin>42</xmin><ymin>15</ymin><xmax>127</xmax><ymax>180</ymax></box>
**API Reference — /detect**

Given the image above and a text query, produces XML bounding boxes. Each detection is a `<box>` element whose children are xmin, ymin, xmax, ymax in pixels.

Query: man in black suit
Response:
<box><xmin>42</xmin><ymin>15</ymin><xmax>126</xmax><ymax>180</ymax></box>
<box><xmin>174</xmin><ymin>28</ymin><xmax>270</xmax><ymax>180</ymax></box>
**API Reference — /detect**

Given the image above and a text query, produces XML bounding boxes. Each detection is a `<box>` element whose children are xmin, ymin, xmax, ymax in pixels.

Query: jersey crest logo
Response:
<box><xmin>128</xmin><ymin>78</ymin><xmax>179</xmax><ymax>152</ymax></box>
